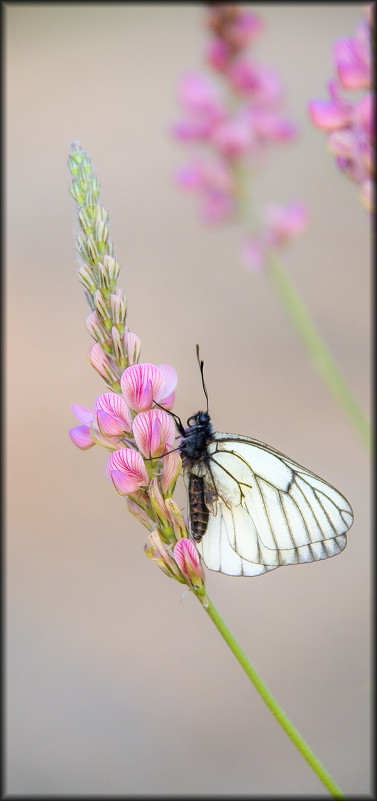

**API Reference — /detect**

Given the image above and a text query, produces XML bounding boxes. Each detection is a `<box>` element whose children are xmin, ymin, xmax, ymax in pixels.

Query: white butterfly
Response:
<box><xmin>179</xmin><ymin>411</ymin><xmax>353</xmax><ymax>577</ymax></box>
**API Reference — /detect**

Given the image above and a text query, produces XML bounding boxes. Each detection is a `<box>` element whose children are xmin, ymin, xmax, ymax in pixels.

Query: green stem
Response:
<box><xmin>267</xmin><ymin>254</ymin><xmax>372</xmax><ymax>453</ymax></box>
<box><xmin>196</xmin><ymin>591</ymin><xmax>344</xmax><ymax>797</ymax></box>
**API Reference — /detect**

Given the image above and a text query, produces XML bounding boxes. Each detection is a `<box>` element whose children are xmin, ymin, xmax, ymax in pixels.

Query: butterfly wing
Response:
<box><xmin>187</xmin><ymin>434</ymin><xmax>353</xmax><ymax>577</ymax></box>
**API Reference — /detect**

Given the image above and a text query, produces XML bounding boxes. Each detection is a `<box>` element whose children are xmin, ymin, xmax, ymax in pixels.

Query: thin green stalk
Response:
<box><xmin>267</xmin><ymin>254</ymin><xmax>371</xmax><ymax>453</ymax></box>
<box><xmin>196</xmin><ymin>591</ymin><xmax>344</xmax><ymax>798</ymax></box>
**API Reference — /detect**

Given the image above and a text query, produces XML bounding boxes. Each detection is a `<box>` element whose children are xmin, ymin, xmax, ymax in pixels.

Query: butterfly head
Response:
<box><xmin>179</xmin><ymin>411</ymin><xmax>214</xmax><ymax>464</ymax></box>
<box><xmin>186</xmin><ymin>411</ymin><xmax>211</xmax><ymax>429</ymax></box>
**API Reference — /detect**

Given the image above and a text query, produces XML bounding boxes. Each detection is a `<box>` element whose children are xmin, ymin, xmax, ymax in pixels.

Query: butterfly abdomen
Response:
<box><xmin>188</xmin><ymin>474</ymin><xmax>209</xmax><ymax>542</ymax></box>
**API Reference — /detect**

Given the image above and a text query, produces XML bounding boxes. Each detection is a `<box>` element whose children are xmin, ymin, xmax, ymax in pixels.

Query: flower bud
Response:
<box><xmin>93</xmin><ymin>290</ymin><xmax>111</xmax><ymax>326</ymax></box>
<box><xmin>78</xmin><ymin>207</ymin><xmax>93</xmax><ymax>235</ymax></box>
<box><xmin>149</xmin><ymin>477</ymin><xmax>171</xmax><ymax>528</ymax></box>
<box><xmin>110</xmin><ymin>293</ymin><xmax>127</xmax><ymax>326</ymax></box>
<box><xmin>124</xmin><ymin>331</ymin><xmax>142</xmax><ymax>365</ymax></box>
<box><xmin>111</xmin><ymin>326</ymin><xmax>126</xmax><ymax>367</ymax></box>
<box><xmin>165</xmin><ymin>498</ymin><xmax>187</xmax><ymax>540</ymax></box>
<box><xmin>161</xmin><ymin>450</ymin><xmax>182</xmax><ymax>495</ymax></box>
<box><xmin>86</xmin><ymin>311</ymin><xmax>110</xmax><ymax>346</ymax></box>
<box><xmin>103</xmin><ymin>255</ymin><xmax>120</xmax><ymax>289</ymax></box>
<box><xmin>127</xmin><ymin>498</ymin><xmax>155</xmax><ymax>530</ymax></box>
<box><xmin>145</xmin><ymin>530</ymin><xmax>184</xmax><ymax>582</ymax></box>
<box><xmin>78</xmin><ymin>263</ymin><xmax>97</xmax><ymax>295</ymax></box>
<box><xmin>88</xmin><ymin>342</ymin><xmax>119</xmax><ymax>383</ymax></box>
<box><xmin>174</xmin><ymin>538</ymin><xmax>206</xmax><ymax>593</ymax></box>
<box><xmin>87</xmin><ymin>234</ymin><xmax>99</xmax><ymax>265</ymax></box>
<box><xmin>95</xmin><ymin>218</ymin><xmax>109</xmax><ymax>247</ymax></box>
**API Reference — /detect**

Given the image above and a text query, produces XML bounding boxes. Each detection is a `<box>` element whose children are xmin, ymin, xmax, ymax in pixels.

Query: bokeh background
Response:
<box><xmin>6</xmin><ymin>4</ymin><xmax>371</xmax><ymax>795</ymax></box>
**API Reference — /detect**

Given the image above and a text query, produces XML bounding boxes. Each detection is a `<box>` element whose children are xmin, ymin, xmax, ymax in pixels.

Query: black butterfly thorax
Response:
<box><xmin>179</xmin><ymin>411</ymin><xmax>214</xmax><ymax>466</ymax></box>
<box><xmin>179</xmin><ymin>411</ymin><xmax>215</xmax><ymax>543</ymax></box>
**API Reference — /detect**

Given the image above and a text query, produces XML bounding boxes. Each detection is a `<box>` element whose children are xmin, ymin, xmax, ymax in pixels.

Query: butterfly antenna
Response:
<box><xmin>196</xmin><ymin>344</ymin><xmax>209</xmax><ymax>414</ymax></box>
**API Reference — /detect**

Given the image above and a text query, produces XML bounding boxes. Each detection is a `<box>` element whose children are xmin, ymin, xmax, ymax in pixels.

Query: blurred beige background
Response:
<box><xmin>6</xmin><ymin>4</ymin><xmax>371</xmax><ymax>795</ymax></box>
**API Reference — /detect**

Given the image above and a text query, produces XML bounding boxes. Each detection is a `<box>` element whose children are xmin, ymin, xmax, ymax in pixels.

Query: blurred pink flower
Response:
<box><xmin>242</xmin><ymin>202</ymin><xmax>308</xmax><ymax>272</ymax></box>
<box><xmin>334</xmin><ymin>18</ymin><xmax>372</xmax><ymax>89</ymax></box>
<box><xmin>206</xmin><ymin>6</ymin><xmax>263</xmax><ymax>69</ymax></box>
<box><xmin>308</xmin><ymin>5</ymin><xmax>374</xmax><ymax>212</ymax></box>
<box><xmin>145</xmin><ymin>530</ymin><xmax>183</xmax><ymax>581</ymax></box>
<box><xmin>265</xmin><ymin>203</ymin><xmax>309</xmax><ymax>248</ymax></box>
<box><xmin>172</xmin><ymin>4</ymin><xmax>306</xmax><ymax>256</ymax></box>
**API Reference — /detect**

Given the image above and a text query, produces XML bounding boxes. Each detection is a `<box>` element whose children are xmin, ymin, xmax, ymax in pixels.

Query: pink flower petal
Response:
<box><xmin>178</xmin><ymin>72</ymin><xmax>224</xmax><ymax>121</ymax></box>
<box><xmin>111</xmin><ymin>470</ymin><xmax>144</xmax><ymax>496</ymax></box>
<box><xmin>211</xmin><ymin>117</ymin><xmax>253</xmax><ymax>158</ymax></box>
<box><xmin>70</xmin><ymin>403</ymin><xmax>93</xmax><ymax>425</ymax></box>
<box><xmin>309</xmin><ymin>98</ymin><xmax>352</xmax><ymax>130</ymax></box>
<box><xmin>360</xmin><ymin>179</ymin><xmax>373</xmax><ymax>213</ymax></box>
<box><xmin>94</xmin><ymin>392</ymin><xmax>132</xmax><ymax>435</ymax></box>
<box><xmin>157</xmin><ymin>364</ymin><xmax>178</xmax><ymax>406</ymax></box>
<box><xmin>206</xmin><ymin>38</ymin><xmax>230</xmax><ymax>72</ymax></box>
<box><xmin>69</xmin><ymin>425</ymin><xmax>94</xmax><ymax>450</ymax></box>
<box><xmin>132</xmin><ymin>409</ymin><xmax>176</xmax><ymax>458</ymax></box>
<box><xmin>265</xmin><ymin>203</ymin><xmax>309</xmax><ymax>247</ymax></box>
<box><xmin>121</xmin><ymin>363</ymin><xmax>164</xmax><ymax>412</ymax></box>
<box><xmin>174</xmin><ymin>538</ymin><xmax>205</xmax><ymax>585</ymax></box>
<box><xmin>334</xmin><ymin>21</ymin><xmax>371</xmax><ymax>90</ymax></box>
<box><xmin>88</xmin><ymin>342</ymin><xmax>116</xmax><ymax>381</ymax></box>
<box><xmin>106</xmin><ymin>448</ymin><xmax>149</xmax><ymax>493</ymax></box>
<box><xmin>124</xmin><ymin>331</ymin><xmax>141</xmax><ymax>365</ymax></box>
<box><xmin>161</xmin><ymin>450</ymin><xmax>182</xmax><ymax>495</ymax></box>
<box><xmin>201</xmin><ymin>191</ymin><xmax>234</xmax><ymax>223</ymax></box>
<box><xmin>175</xmin><ymin>164</ymin><xmax>203</xmax><ymax>191</ymax></box>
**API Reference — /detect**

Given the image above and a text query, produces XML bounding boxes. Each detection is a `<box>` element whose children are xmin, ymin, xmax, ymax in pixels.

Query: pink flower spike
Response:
<box><xmin>132</xmin><ymin>409</ymin><xmax>176</xmax><ymax>458</ymax></box>
<box><xmin>106</xmin><ymin>448</ymin><xmax>149</xmax><ymax>495</ymax></box>
<box><xmin>121</xmin><ymin>363</ymin><xmax>163</xmax><ymax>412</ymax></box>
<box><xmin>174</xmin><ymin>538</ymin><xmax>205</xmax><ymax>591</ymax></box>
<box><xmin>94</xmin><ymin>392</ymin><xmax>132</xmax><ymax>436</ymax></box>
